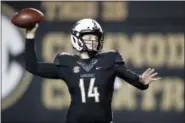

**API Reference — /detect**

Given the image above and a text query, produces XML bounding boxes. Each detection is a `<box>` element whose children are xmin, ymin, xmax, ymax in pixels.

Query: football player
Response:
<box><xmin>25</xmin><ymin>19</ymin><xmax>160</xmax><ymax>123</ymax></box>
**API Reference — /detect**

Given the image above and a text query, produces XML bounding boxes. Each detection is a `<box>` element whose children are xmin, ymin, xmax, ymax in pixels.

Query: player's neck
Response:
<box><xmin>80</xmin><ymin>52</ymin><xmax>90</xmax><ymax>59</ymax></box>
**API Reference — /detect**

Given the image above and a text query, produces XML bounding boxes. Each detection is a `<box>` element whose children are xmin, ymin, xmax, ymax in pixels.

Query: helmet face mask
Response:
<box><xmin>71</xmin><ymin>19</ymin><xmax>104</xmax><ymax>57</ymax></box>
<box><xmin>82</xmin><ymin>34</ymin><xmax>99</xmax><ymax>51</ymax></box>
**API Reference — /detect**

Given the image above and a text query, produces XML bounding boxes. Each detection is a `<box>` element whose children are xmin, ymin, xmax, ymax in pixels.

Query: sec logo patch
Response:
<box><xmin>73</xmin><ymin>66</ymin><xmax>80</xmax><ymax>73</ymax></box>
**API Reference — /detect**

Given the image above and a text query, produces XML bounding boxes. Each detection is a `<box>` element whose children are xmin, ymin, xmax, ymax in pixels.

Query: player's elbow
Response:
<box><xmin>25</xmin><ymin>66</ymin><xmax>36</xmax><ymax>74</ymax></box>
<box><xmin>25</xmin><ymin>62</ymin><xmax>38</xmax><ymax>74</ymax></box>
<box><xmin>25</xmin><ymin>66</ymin><xmax>33</xmax><ymax>73</ymax></box>
<box><xmin>137</xmin><ymin>84</ymin><xmax>149</xmax><ymax>90</ymax></box>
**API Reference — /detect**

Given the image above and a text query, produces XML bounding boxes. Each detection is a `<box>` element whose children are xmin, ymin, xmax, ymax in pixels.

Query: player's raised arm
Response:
<box><xmin>24</xmin><ymin>24</ymin><xmax>65</xmax><ymax>79</ymax></box>
<box><xmin>115</xmin><ymin>52</ymin><xmax>160</xmax><ymax>90</ymax></box>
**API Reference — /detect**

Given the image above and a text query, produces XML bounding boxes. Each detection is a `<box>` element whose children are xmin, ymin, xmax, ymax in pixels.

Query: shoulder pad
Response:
<box><xmin>53</xmin><ymin>52</ymin><xmax>74</xmax><ymax>65</ymax></box>
<box><xmin>115</xmin><ymin>51</ymin><xmax>125</xmax><ymax>64</ymax></box>
<box><xmin>99</xmin><ymin>50</ymin><xmax>125</xmax><ymax>64</ymax></box>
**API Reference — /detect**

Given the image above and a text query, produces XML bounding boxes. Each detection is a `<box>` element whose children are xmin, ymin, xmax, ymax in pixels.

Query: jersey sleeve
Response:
<box><xmin>24</xmin><ymin>39</ymin><xmax>66</xmax><ymax>80</ymax></box>
<box><xmin>114</xmin><ymin>51</ymin><xmax>148</xmax><ymax>90</ymax></box>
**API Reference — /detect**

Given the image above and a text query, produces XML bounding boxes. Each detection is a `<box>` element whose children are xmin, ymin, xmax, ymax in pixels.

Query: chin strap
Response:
<box><xmin>87</xmin><ymin>50</ymin><xmax>98</xmax><ymax>58</ymax></box>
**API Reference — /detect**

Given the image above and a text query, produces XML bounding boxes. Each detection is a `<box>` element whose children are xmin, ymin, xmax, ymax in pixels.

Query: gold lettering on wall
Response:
<box><xmin>145</xmin><ymin>33</ymin><xmax>166</xmax><ymax>67</ymax></box>
<box><xmin>167</xmin><ymin>34</ymin><xmax>184</xmax><ymax>68</ymax></box>
<box><xmin>112</xmin><ymin>81</ymin><xmax>137</xmax><ymax>110</ymax></box>
<box><xmin>42</xmin><ymin>2</ymin><xmax>98</xmax><ymax>21</ymax></box>
<box><xmin>103</xmin><ymin>33</ymin><xmax>184</xmax><ymax>68</ymax></box>
<box><xmin>42</xmin><ymin>79</ymin><xmax>70</xmax><ymax>109</ymax></box>
<box><xmin>41</xmin><ymin>2</ymin><xmax>58</xmax><ymax>21</ymax></box>
<box><xmin>42</xmin><ymin>33</ymin><xmax>72</xmax><ymax>62</ymax></box>
<box><xmin>102</xmin><ymin>2</ymin><xmax>128</xmax><ymax>21</ymax></box>
<box><xmin>160</xmin><ymin>78</ymin><xmax>184</xmax><ymax>112</ymax></box>
<box><xmin>128</xmin><ymin>34</ymin><xmax>145</xmax><ymax>67</ymax></box>
<box><xmin>112</xmin><ymin>77</ymin><xmax>184</xmax><ymax>111</ymax></box>
<box><xmin>141</xmin><ymin>81</ymin><xmax>163</xmax><ymax>111</ymax></box>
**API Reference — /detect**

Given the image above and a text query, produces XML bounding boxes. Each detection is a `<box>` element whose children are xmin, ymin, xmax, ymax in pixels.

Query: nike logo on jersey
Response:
<box><xmin>96</xmin><ymin>67</ymin><xmax>102</xmax><ymax>70</ymax></box>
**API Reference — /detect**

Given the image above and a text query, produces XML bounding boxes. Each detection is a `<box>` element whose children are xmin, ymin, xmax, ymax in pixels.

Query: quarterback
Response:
<box><xmin>25</xmin><ymin>19</ymin><xmax>160</xmax><ymax>123</ymax></box>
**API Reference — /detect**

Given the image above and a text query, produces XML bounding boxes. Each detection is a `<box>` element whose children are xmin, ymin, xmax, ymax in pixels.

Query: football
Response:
<box><xmin>11</xmin><ymin>8</ymin><xmax>44</xmax><ymax>28</ymax></box>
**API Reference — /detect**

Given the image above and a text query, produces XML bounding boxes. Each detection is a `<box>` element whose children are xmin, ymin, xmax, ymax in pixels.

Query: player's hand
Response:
<box><xmin>26</xmin><ymin>23</ymin><xmax>39</xmax><ymax>39</ymax></box>
<box><xmin>139</xmin><ymin>68</ymin><xmax>161</xmax><ymax>85</ymax></box>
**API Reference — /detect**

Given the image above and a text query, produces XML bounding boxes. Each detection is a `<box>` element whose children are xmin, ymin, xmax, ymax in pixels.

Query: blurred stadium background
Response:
<box><xmin>1</xmin><ymin>1</ymin><xmax>184</xmax><ymax>123</ymax></box>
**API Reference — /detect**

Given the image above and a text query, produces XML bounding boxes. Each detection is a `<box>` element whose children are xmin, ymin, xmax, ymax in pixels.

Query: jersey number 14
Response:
<box><xmin>79</xmin><ymin>78</ymin><xmax>100</xmax><ymax>103</ymax></box>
